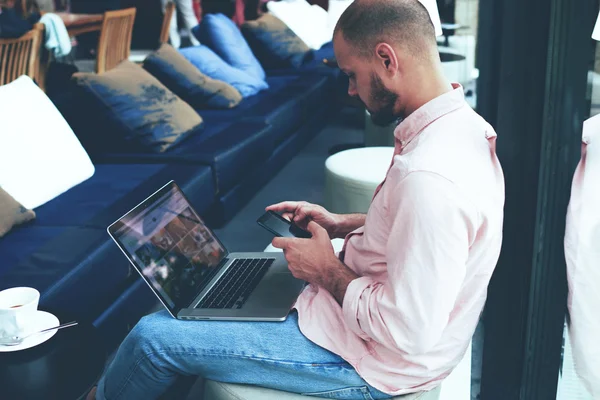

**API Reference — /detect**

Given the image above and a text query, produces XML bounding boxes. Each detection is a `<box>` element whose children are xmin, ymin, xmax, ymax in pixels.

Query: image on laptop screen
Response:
<box><xmin>112</xmin><ymin>185</ymin><xmax>227</xmax><ymax>310</ymax></box>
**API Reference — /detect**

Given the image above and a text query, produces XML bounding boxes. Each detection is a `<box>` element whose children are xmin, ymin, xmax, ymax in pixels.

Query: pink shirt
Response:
<box><xmin>565</xmin><ymin>115</ymin><xmax>600</xmax><ymax>397</ymax></box>
<box><xmin>294</xmin><ymin>84</ymin><xmax>505</xmax><ymax>395</ymax></box>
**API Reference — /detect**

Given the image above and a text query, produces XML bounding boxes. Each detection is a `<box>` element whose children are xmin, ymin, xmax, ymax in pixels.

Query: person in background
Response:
<box><xmin>565</xmin><ymin>114</ymin><xmax>600</xmax><ymax>398</ymax></box>
<box><xmin>162</xmin><ymin>0</ymin><xmax>200</xmax><ymax>49</ymax></box>
<box><xmin>0</xmin><ymin>0</ymin><xmax>40</xmax><ymax>38</ymax></box>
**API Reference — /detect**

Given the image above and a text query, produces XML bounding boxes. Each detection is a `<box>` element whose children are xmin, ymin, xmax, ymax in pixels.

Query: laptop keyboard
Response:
<box><xmin>197</xmin><ymin>258</ymin><xmax>275</xmax><ymax>309</ymax></box>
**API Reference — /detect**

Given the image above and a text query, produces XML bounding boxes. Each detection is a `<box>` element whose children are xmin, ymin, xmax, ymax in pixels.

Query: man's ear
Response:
<box><xmin>375</xmin><ymin>43</ymin><xmax>399</xmax><ymax>75</ymax></box>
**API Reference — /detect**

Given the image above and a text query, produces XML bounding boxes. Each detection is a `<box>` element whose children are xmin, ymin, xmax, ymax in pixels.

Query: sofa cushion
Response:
<box><xmin>72</xmin><ymin>61</ymin><xmax>204</xmax><ymax>154</ymax></box>
<box><xmin>241</xmin><ymin>14</ymin><xmax>312</xmax><ymax>70</ymax></box>
<box><xmin>179</xmin><ymin>46</ymin><xmax>268</xmax><ymax>98</ymax></box>
<box><xmin>200</xmin><ymin>74</ymin><xmax>333</xmax><ymax>144</ymax></box>
<box><xmin>0</xmin><ymin>187</ymin><xmax>36</xmax><ymax>237</ymax></box>
<box><xmin>193</xmin><ymin>13</ymin><xmax>266</xmax><ymax>81</ymax></box>
<box><xmin>143</xmin><ymin>44</ymin><xmax>242</xmax><ymax>110</ymax></box>
<box><xmin>0</xmin><ymin>163</ymin><xmax>215</xmax><ymax>319</ymax></box>
<box><xmin>33</xmin><ymin>164</ymin><xmax>215</xmax><ymax>228</ymax></box>
<box><xmin>94</xmin><ymin>120</ymin><xmax>274</xmax><ymax>194</ymax></box>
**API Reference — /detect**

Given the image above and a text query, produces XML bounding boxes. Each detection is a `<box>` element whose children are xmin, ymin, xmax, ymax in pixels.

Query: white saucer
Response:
<box><xmin>0</xmin><ymin>311</ymin><xmax>60</xmax><ymax>352</ymax></box>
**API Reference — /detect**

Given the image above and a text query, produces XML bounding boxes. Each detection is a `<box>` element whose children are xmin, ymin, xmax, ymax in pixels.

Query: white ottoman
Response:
<box><xmin>325</xmin><ymin>147</ymin><xmax>394</xmax><ymax>214</ymax></box>
<box><xmin>204</xmin><ymin>380</ymin><xmax>441</xmax><ymax>400</ymax></box>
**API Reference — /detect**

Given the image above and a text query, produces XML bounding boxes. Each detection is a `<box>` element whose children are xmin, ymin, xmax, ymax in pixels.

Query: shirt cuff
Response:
<box><xmin>342</xmin><ymin>276</ymin><xmax>375</xmax><ymax>341</ymax></box>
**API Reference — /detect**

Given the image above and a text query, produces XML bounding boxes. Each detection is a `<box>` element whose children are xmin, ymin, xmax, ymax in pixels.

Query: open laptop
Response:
<box><xmin>107</xmin><ymin>181</ymin><xmax>305</xmax><ymax>321</ymax></box>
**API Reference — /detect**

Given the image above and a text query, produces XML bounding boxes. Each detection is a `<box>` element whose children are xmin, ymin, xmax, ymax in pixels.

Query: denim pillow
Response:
<box><xmin>143</xmin><ymin>44</ymin><xmax>242</xmax><ymax>109</ymax></box>
<box><xmin>242</xmin><ymin>14</ymin><xmax>313</xmax><ymax>70</ymax></box>
<box><xmin>193</xmin><ymin>13</ymin><xmax>266</xmax><ymax>81</ymax></box>
<box><xmin>72</xmin><ymin>61</ymin><xmax>203</xmax><ymax>153</ymax></box>
<box><xmin>179</xmin><ymin>45</ymin><xmax>268</xmax><ymax>98</ymax></box>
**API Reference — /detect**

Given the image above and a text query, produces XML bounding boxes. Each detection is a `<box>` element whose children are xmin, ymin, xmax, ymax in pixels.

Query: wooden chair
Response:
<box><xmin>129</xmin><ymin>2</ymin><xmax>176</xmax><ymax>63</ymax></box>
<box><xmin>160</xmin><ymin>2</ymin><xmax>176</xmax><ymax>45</ymax></box>
<box><xmin>0</xmin><ymin>23</ymin><xmax>44</xmax><ymax>87</ymax></box>
<box><xmin>96</xmin><ymin>7</ymin><xmax>137</xmax><ymax>74</ymax></box>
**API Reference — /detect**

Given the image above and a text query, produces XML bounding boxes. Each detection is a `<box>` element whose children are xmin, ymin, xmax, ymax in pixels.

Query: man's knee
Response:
<box><xmin>125</xmin><ymin>313</ymin><xmax>170</xmax><ymax>356</ymax></box>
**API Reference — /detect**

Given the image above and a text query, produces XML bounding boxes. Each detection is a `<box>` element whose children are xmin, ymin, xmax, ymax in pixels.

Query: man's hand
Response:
<box><xmin>272</xmin><ymin>221</ymin><xmax>359</xmax><ymax>305</ymax></box>
<box><xmin>267</xmin><ymin>201</ymin><xmax>342</xmax><ymax>238</ymax></box>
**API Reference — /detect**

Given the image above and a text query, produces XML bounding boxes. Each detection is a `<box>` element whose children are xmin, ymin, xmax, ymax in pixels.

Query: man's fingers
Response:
<box><xmin>281</xmin><ymin>212</ymin><xmax>294</xmax><ymax>222</ymax></box>
<box><xmin>272</xmin><ymin>237</ymin><xmax>297</xmax><ymax>249</ymax></box>
<box><xmin>294</xmin><ymin>204</ymin><xmax>318</xmax><ymax>223</ymax></box>
<box><xmin>306</xmin><ymin>220</ymin><xmax>325</xmax><ymax>236</ymax></box>
<box><xmin>266</xmin><ymin>201</ymin><xmax>300</xmax><ymax>213</ymax></box>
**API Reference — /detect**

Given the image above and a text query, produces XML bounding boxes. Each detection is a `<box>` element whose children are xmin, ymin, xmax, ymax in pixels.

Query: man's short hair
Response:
<box><xmin>335</xmin><ymin>0</ymin><xmax>437</xmax><ymax>59</ymax></box>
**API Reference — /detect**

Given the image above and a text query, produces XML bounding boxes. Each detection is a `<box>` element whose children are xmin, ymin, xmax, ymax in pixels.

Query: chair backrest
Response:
<box><xmin>159</xmin><ymin>2</ymin><xmax>176</xmax><ymax>45</ymax></box>
<box><xmin>96</xmin><ymin>7</ymin><xmax>137</xmax><ymax>74</ymax></box>
<box><xmin>0</xmin><ymin>24</ymin><xmax>44</xmax><ymax>86</ymax></box>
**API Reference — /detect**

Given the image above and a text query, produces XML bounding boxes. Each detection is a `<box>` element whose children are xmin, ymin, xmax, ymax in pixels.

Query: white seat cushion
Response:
<box><xmin>0</xmin><ymin>76</ymin><xmax>95</xmax><ymax>209</ymax></box>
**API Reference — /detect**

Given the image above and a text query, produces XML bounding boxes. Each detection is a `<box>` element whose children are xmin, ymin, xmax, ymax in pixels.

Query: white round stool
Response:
<box><xmin>204</xmin><ymin>380</ymin><xmax>441</xmax><ymax>399</ymax></box>
<box><xmin>325</xmin><ymin>147</ymin><xmax>394</xmax><ymax>214</ymax></box>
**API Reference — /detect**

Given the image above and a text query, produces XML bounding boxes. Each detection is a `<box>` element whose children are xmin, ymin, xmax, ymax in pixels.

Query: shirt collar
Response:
<box><xmin>393</xmin><ymin>83</ymin><xmax>466</xmax><ymax>147</ymax></box>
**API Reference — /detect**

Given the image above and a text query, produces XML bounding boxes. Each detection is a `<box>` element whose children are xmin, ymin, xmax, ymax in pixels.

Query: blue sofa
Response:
<box><xmin>0</xmin><ymin>44</ymin><xmax>343</xmax><ymax>352</ymax></box>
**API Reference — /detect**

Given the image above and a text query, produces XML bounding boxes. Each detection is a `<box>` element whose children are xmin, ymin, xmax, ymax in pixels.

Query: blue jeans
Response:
<box><xmin>96</xmin><ymin>310</ymin><xmax>392</xmax><ymax>400</ymax></box>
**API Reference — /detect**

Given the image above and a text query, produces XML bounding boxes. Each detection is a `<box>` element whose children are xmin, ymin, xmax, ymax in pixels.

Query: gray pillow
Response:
<box><xmin>0</xmin><ymin>187</ymin><xmax>35</xmax><ymax>237</ymax></box>
<box><xmin>72</xmin><ymin>61</ymin><xmax>204</xmax><ymax>153</ymax></box>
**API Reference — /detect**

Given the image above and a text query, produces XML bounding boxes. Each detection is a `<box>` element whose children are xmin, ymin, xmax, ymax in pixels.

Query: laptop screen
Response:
<box><xmin>109</xmin><ymin>182</ymin><xmax>227</xmax><ymax>315</ymax></box>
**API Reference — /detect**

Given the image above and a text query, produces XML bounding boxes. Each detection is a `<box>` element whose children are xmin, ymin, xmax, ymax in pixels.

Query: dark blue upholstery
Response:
<box><xmin>94</xmin><ymin>120</ymin><xmax>274</xmax><ymax>194</ymax></box>
<box><xmin>200</xmin><ymin>74</ymin><xmax>333</xmax><ymax>145</ymax></box>
<box><xmin>0</xmin><ymin>163</ymin><xmax>215</xmax><ymax>320</ymax></box>
<box><xmin>94</xmin><ymin>277</ymin><xmax>157</xmax><ymax>350</ymax></box>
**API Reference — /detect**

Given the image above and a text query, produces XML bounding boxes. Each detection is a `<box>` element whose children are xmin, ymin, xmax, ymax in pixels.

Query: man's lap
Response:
<box><xmin>97</xmin><ymin>310</ymin><xmax>391</xmax><ymax>400</ymax></box>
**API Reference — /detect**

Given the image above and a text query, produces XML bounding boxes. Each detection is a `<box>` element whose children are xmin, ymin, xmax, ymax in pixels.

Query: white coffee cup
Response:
<box><xmin>0</xmin><ymin>287</ymin><xmax>40</xmax><ymax>339</ymax></box>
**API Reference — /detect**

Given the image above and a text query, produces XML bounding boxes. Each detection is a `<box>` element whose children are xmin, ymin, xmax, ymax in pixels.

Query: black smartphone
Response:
<box><xmin>257</xmin><ymin>211</ymin><xmax>312</xmax><ymax>239</ymax></box>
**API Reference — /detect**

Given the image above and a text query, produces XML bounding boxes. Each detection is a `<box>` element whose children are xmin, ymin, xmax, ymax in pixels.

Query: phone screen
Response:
<box><xmin>257</xmin><ymin>211</ymin><xmax>312</xmax><ymax>239</ymax></box>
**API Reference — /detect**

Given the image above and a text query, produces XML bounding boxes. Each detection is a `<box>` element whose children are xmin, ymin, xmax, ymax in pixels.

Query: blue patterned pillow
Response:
<box><xmin>242</xmin><ymin>14</ymin><xmax>313</xmax><ymax>70</ymax></box>
<box><xmin>193</xmin><ymin>13</ymin><xmax>266</xmax><ymax>81</ymax></box>
<box><xmin>144</xmin><ymin>44</ymin><xmax>242</xmax><ymax>109</ymax></box>
<box><xmin>179</xmin><ymin>46</ymin><xmax>268</xmax><ymax>98</ymax></box>
<box><xmin>72</xmin><ymin>61</ymin><xmax>203</xmax><ymax>153</ymax></box>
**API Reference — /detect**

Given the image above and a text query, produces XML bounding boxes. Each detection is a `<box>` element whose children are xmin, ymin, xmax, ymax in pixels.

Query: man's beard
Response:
<box><xmin>368</xmin><ymin>73</ymin><xmax>400</xmax><ymax>127</ymax></box>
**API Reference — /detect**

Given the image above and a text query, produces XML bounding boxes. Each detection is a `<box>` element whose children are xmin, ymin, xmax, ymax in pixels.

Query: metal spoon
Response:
<box><xmin>0</xmin><ymin>321</ymin><xmax>78</xmax><ymax>346</ymax></box>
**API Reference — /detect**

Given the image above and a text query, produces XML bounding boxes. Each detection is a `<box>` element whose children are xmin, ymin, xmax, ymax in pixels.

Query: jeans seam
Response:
<box><xmin>113</xmin><ymin>354</ymin><xmax>150</xmax><ymax>400</ymax></box>
<box><xmin>155</xmin><ymin>349</ymin><xmax>353</xmax><ymax>368</ymax></box>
